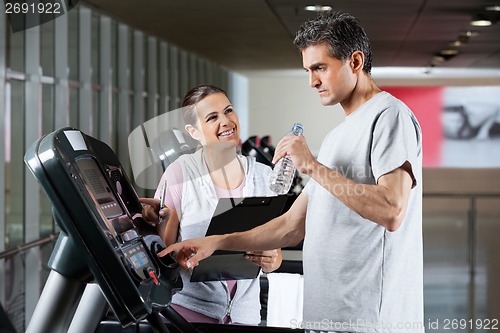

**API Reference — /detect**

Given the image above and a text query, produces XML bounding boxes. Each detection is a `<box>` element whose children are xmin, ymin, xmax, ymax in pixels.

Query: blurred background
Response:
<box><xmin>1</xmin><ymin>0</ymin><xmax>500</xmax><ymax>332</ymax></box>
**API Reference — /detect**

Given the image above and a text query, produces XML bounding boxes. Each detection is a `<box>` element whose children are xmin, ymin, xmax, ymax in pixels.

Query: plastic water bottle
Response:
<box><xmin>269</xmin><ymin>123</ymin><xmax>304</xmax><ymax>194</ymax></box>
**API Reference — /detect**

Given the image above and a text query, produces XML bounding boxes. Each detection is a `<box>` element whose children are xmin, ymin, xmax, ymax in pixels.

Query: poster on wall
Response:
<box><xmin>383</xmin><ymin>86</ymin><xmax>500</xmax><ymax>168</ymax></box>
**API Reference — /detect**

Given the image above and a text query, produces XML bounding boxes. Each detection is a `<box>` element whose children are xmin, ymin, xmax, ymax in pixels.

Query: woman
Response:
<box><xmin>142</xmin><ymin>85</ymin><xmax>281</xmax><ymax>325</ymax></box>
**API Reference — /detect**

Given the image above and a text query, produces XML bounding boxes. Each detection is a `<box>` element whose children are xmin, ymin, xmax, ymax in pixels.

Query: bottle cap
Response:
<box><xmin>292</xmin><ymin>123</ymin><xmax>304</xmax><ymax>135</ymax></box>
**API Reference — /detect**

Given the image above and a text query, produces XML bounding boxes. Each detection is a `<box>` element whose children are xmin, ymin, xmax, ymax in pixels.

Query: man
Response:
<box><xmin>161</xmin><ymin>11</ymin><xmax>423</xmax><ymax>333</ymax></box>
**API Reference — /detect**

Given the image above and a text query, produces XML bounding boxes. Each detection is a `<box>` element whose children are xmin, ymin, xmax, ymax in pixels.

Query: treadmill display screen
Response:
<box><xmin>122</xmin><ymin>240</ymin><xmax>154</xmax><ymax>280</ymax></box>
<box><xmin>77</xmin><ymin>158</ymin><xmax>124</xmax><ymax>219</ymax></box>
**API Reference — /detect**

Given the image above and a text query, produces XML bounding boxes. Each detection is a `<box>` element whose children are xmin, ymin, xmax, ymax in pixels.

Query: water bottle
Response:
<box><xmin>269</xmin><ymin>122</ymin><xmax>304</xmax><ymax>194</ymax></box>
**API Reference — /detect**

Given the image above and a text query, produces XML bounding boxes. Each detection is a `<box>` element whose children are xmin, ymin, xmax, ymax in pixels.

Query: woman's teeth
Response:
<box><xmin>219</xmin><ymin>129</ymin><xmax>234</xmax><ymax>137</ymax></box>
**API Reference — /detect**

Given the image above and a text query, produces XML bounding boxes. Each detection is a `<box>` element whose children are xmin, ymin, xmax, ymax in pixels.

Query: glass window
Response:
<box><xmin>69</xmin><ymin>88</ymin><xmax>79</xmax><ymax>128</ymax></box>
<box><xmin>112</xmin><ymin>91</ymin><xmax>118</xmax><ymax>151</ymax></box>
<box><xmin>189</xmin><ymin>54</ymin><xmax>197</xmax><ymax>88</ymax></box>
<box><xmin>5</xmin><ymin>80</ymin><xmax>25</xmax><ymax>248</ymax></box>
<box><xmin>179</xmin><ymin>50</ymin><xmax>188</xmax><ymax>97</ymax></box>
<box><xmin>111</xmin><ymin>21</ymin><xmax>118</xmax><ymax>88</ymax></box>
<box><xmin>6</xmin><ymin>25</ymin><xmax>24</xmax><ymax>72</ymax></box>
<box><xmin>93</xmin><ymin>89</ymin><xmax>99</xmax><ymax>137</ymax></box>
<box><xmin>91</xmin><ymin>12</ymin><xmax>100</xmax><ymax>85</ymax></box>
<box><xmin>476</xmin><ymin>198</ymin><xmax>500</xmax><ymax>322</ymax></box>
<box><xmin>168</xmin><ymin>46</ymin><xmax>179</xmax><ymax>110</ymax></box>
<box><xmin>128</xmin><ymin>29</ymin><xmax>133</xmax><ymax>88</ymax></box>
<box><xmin>143</xmin><ymin>36</ymin><xmax>148</xmax><ymax>88</ymax></box>
<box><xmin>40</xmin><ymin>19</ymin><xmax>54</xmax><ymax>77</ymax></box>
<box><xmin>423</xmin><ymin>197</ymin><xmax>470</xmax><ymax>325</ymax></box>
<box><xmin>40</xmin><ymin>84</ymin><xmax>55</xmax><ymax>235</ymax></box>
<box><xmin>68</xmin><ymin>5</ymin><xmax>79</xmax><ymax>81</ymax></box>
<box><xmin>198</xmin><ymin>59</ymin><xmax>206</xmax><ymax>85</ymax></box>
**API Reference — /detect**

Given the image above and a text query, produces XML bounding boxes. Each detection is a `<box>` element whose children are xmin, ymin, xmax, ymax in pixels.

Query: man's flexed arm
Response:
<box><xmin>273</xmin><ymin>134</ymin><xmax>414</xmax><ymax>231</ymax></box>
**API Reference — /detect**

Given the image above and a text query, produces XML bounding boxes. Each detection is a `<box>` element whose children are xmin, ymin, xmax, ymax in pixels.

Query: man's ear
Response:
<box><xmin>350</xmin><ymin>51</ymin><xmax>365</xmax><ymax>73</ymax></box>
<box><xmin>185</xmin><ymin>124</ymin><xmax>201</xmax><ymax>141</ymax></box>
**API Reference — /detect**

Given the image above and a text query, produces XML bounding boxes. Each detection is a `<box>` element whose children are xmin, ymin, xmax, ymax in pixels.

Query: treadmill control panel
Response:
<box><xmin>24</xmin><ymin>128</ymin><xmax>179</xmax><ymax>327</ymax></box>
<box><xmin>121</xmin><ymin>239</ymin><xmax>156</xmax><ymax>281</ymax></box>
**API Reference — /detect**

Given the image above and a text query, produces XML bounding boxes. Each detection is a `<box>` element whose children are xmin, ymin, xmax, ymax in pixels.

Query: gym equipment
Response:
<box><xmin>24</xmin><ymin>127</ymin><xmax>302</xmax><ymax>333</ymax></box>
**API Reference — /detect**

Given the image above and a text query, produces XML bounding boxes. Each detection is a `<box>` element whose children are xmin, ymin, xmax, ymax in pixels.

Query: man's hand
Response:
<box><xmin>139</xmin><ymin>197</ymin><xmax>171</xmax><ymax>227</ymax></box>
<box><xmin>272</xmin><ymin>135</ymin><xmax>317</xmax><ymax>175</ymax></box>
<box><xmin>159</xmin><ymin>235</ymin><xmax>222</xmax><ymax>269</ymax></box>
<box><xmin>245</xmin><ymin>249</ymin><xmax>282</xmax><ymax>273</ymax></box>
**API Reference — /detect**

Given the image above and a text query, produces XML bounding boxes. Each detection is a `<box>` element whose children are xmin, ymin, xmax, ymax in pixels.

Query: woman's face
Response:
<box><xmin>186</xmin><ymin>92</ymin><xmax>240</xmax><ymax>149</ymax></box>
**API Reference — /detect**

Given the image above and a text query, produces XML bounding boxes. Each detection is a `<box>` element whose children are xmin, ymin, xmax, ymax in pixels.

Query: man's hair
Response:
<box><xmin>181</xmin><ymin>84</ymin><xmax>229</xmax><ymax>126</ymax></box>
<box><xmin>293</xmin><ymin>11</ymin><xmax>373</xmax><ymax>74</ymax></box>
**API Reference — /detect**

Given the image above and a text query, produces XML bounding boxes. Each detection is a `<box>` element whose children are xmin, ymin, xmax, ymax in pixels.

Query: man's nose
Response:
<box><xmin>309</xmin><ymin>72</ymin><xmax>319</xmax><ymax>88</ymax></box>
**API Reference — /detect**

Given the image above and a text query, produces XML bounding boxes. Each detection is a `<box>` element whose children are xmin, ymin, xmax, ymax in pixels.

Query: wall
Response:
<box><xmin>240</xmin><ymin>69</ymin><xmax>500</xmax><ymax>157</ymax></box>
<box><xmin>241</xmin><ymin>71</ymin><xmax>345</xmax><ymax>156</ymax></box>
<box><xmin>0</xmin><ymin>5</ymin><xmax>231</xmax><ymax>331</ymax></box>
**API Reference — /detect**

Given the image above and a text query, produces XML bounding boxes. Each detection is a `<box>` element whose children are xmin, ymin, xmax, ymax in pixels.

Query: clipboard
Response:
<box><xmin>190</xmin><ymin>195</ymin><xmax>289</xmax><ymax>282</ymax></box>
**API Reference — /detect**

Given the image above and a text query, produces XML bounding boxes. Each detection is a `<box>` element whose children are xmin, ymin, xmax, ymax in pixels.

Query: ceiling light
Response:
<box><xmin>432</xmin><ymin>55</ymin><xmax>445</xmax><ymax>63</ymax></box>
<box><xmin>439</xmin><ymin>49</ymin><xmax>458</xmax><ymax>56</ymax></box>
<box><xmin>485</xmin><ymin>5</ymin><xmax>500</xmax><ymax>11</ymax></box>
<box><xmin>449</xmin><ymin>41</ymin><xmax>462</xmax><ymax>47</ymax></box>
<box><xmin>470</xmin><ymin>18</ymin><xmax>492</xmax><ymax>26</ymax></box>
<box><xmin>464</xmin><ymin>30</ymin><xmax>480</xmax><ymax>37</ymax></box>
<box><xmin>429</xmin><ymin>56</ymin><xmax>445</xmax><ymax>67</ymax></box>
<box><xmin>304</xmin><ymin>5</ymin><xmax>333</xmax><ymax>12</ymax></box>
<box><xmin>437</xmin><ymin>50</ymin><xmax>458</xmax><ymax>61</ymax></box>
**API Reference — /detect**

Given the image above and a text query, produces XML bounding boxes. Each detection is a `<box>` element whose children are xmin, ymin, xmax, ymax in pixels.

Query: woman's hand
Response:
<box><xmin>139</xmin><ymin>197</ymin><xmax>171</xmax><ymax>227</ymax></box>
<box><xmin>245</xmin><ymin>249</ymin><xmax>282</xmax><ymax>273</ymax></box>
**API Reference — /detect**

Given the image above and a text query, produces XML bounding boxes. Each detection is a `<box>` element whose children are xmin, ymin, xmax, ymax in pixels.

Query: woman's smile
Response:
<box><xmin>218</xmin><ymin>128</ymin><xmax>235</xmax><ymax>138</ymax></box>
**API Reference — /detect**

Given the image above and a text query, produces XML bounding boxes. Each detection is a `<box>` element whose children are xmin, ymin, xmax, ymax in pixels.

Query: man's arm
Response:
<box><xmin>307</xmin><ymin>160</ymin><xmax>413</xmax><ymax>231</ymax></box>
<box><xmin>162</xmin><ymin>192</ymin><xmax>308</xmax><ymax>269</ymax></box>
<box><xmin>273</xmin><ymin>135</ymin><xmax>413</xmax><ymax>231</ymax></box>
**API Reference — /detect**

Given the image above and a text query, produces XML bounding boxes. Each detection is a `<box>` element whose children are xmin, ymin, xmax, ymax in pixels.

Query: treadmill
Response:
<box><xmin>24</xmin><ymin>127</ymin><xmax>303</xmax><ymax>333</ymax></box>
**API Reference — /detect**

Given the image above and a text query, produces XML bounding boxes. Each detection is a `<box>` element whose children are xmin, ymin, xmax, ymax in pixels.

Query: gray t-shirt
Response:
<box><xmin>302</xmin><ymin>92</ymin><xmax>423</xmax><ymax>333</ymax></box>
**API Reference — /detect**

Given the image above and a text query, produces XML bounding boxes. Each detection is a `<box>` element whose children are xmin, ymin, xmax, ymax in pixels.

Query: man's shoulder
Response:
<box><xmin>378</xmin><ymin>91</ymin><xmax>413</xmax><ymax>113</ymax></box>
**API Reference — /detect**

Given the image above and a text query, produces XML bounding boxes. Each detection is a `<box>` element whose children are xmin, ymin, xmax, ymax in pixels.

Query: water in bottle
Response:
<box><xmin>269</xmin><ymin>123</ymin><xmax>304</xmax><ymax>194</ymax></box>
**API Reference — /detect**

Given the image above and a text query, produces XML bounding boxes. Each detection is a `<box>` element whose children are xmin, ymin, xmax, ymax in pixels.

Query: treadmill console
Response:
<box><xmin>24</xmin><ymin>128</ymin><xmax>179</xmax><ymax>327</ymax></box>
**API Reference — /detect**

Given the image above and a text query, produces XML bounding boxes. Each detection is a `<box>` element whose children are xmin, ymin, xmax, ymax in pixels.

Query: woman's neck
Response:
<box><xmin>202</xmin><ymin>146</ymin><xmax>244</xmax><ymax>190</ymax></box>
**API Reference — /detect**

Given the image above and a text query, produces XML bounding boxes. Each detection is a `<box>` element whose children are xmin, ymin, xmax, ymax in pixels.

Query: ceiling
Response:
<box><xmin>82</xmin><ymin>0</ymin><xmax>500</xmax><ymax>72</ymax></box>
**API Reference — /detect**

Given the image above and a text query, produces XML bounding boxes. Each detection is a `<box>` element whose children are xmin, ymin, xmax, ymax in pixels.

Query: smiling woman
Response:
<box><xmin>182</xmin><ymin>86</ymin><xmax>241</xmax><ymax>149</ymax></box>
<box><xmin>141</xmin><ymin>84</ymin><xmax>283</xmax><ymax>325</ymax></box>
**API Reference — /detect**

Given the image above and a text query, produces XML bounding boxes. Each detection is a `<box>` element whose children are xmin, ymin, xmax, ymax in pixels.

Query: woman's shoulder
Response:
<box><xmin>167</xmin><ymin>149</ymin><xmax>203</xmax><ymax>172</ymax></box>
<box><xmin>163</xmin><ymin>159</ymin><xmax>184</xmax><ymax>184</ymax></box>
<box><xmin>164</xmin><ymin>149</ymin><xmax>201</xmax><ymax>177</ymax></box>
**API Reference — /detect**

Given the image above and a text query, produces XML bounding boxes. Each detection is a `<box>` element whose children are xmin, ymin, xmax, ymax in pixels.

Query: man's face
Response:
<box><xmin>301</xmin><ymin>43</ymin><xmax>356</xmax><ymax>107</ymax></box>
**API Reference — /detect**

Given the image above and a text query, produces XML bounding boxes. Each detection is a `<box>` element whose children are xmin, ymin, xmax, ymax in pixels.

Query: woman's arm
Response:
<box><xmin>161</xmin><ymin>208</ymin><xmax>180</xmax><ymax>246</ymax></box>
